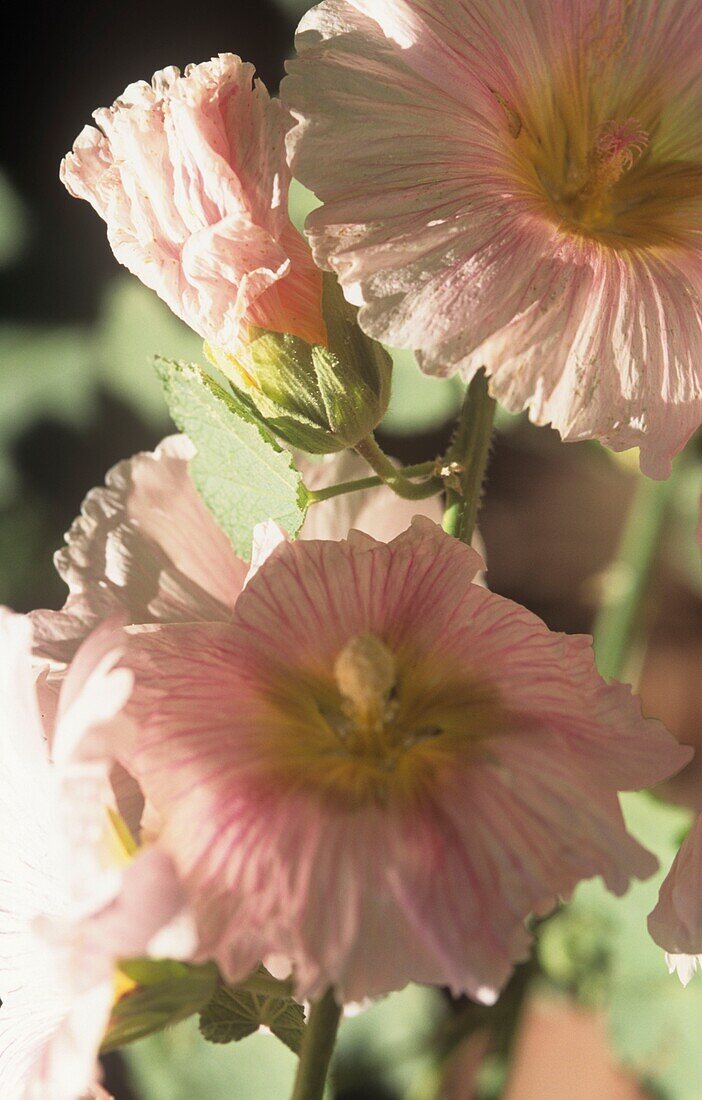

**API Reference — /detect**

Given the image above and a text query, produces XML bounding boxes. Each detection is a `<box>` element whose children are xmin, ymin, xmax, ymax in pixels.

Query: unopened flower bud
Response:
<box><xmin>206</xmin><ymin>274</ymin><xmax>392</xmax><ymax>454</ymax></box>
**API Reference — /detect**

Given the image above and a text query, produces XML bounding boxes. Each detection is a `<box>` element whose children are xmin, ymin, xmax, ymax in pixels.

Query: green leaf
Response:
<box><xmin>102</xmin><ymin>961</ymin><xmax>218</xmax><ymax>1053</ymax></box>
<box><xmin>155</xmin><ymin>357</ymin><xmax>309</xmax><ymax>554</ymax></box>
<box><xmin>199</xmin><ymin>968</ymin><xmax>306</xmax><ymax>1054</ymax></box>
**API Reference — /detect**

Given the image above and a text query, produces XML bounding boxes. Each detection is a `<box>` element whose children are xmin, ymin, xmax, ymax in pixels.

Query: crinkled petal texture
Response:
<box><xmin>648</xmin><ymin>813</ymin><xmax>702</xmax><ymax>984</ymax></box>
<box><xmin>0</xmin><ymin>611</ymin><xmax>192</xmax><ymax>1100</ymax></box>
<box><xmin>31</xmin><ymin>437</ymin><xmax>442</xmax><ymax>665</ymax></box>
<box><xmin>31</xmin><ymin>436</ymin><xmax>248</xmax><ymax>665</ymax></box>
<box><xmin>61</xmin><ymin>54</ymin><xmax>324</xmax><ymax>349</ymax></box>
<box><xmin>284</xmin><ymin>0</ymin><xmax>702</xmax><ymax>476</ymax></box>
<box><xmin>123</xmin><ymin>520</ymin><xmax>689</xmax><ymax>1004</ymax></box>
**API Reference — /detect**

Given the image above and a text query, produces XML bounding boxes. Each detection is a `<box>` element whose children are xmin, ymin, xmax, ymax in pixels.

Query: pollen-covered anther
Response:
<box><xmin>334</xmin><ymin>633</ymin><xmax>398</xmax><ymax>732</ymax></box>
<box><xmin>584</xmin><ymin>118</ymin><xmax>649</xmax><ymax>195</ymax></box>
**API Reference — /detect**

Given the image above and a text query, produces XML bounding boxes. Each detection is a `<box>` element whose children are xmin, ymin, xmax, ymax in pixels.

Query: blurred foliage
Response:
<box><xmin>0</xmin><ymin>325</ymin><xmax>95</xmax><ymax>503</ymax></box>
<box><xmin>668</xmin><ymin>458</ymin><xmax>702</xmax><ymax>596</ymax></box>
<box><xmin>0</xmin><ymin>279</ymin><xmax>199</xmax><ymax>609</ymax></box>
<box><xmin>0</xmin><ymin>168</ymin><xmax>200</xmax><ymax>506</ymax></box>
<box><xmin>540</xmin><ymin>792</ymin><xmax>702</xmax><ymax>1100</ymax></box>
<box><xmin>334</xmin><ymin>984</ymin><xmax>443</xmax><ymax>1099</ymax></box>
<box><xmin>125</xmin><ymin>1017</ymin><xmax>299</xmax><ymax>1100</ymax></box>
<box><xmin>0</xmin><ymin>170</ymin><xmax>29</xmax><ymax>269</ymax></box>
<box><xmin>272</xmin><ymin>0</ymin><xmax>312</xmax><ymax>17</ymax></box>
<box><xmin>0</xmin><ymin>276</ymin><xmax>201</xmax><ymax>495</ymax></box>
<box><xmin>125</xmin><ymin>984</ymin><xmax>442</xmax><ymax>1100</ymax></box>
<box><xmin>97</xmin><ymin>279</ymin><xmax>201</xmax><ymax>425</ymax></box>
<box><xmin>0</xmin><ymin>173</ymin><xmax>202</xmax><ymax>610</ymax></box>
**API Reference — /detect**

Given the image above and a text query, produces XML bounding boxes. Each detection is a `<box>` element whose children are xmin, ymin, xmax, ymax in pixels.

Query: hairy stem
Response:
<box><xmin>290</xmin><ymin>988</ymin><xmax>342</xmax><ymax>1100</ymax></box>
<box><xmin>441</xmin><ymin>372</ymin><xmax>496</xmax><ymax>544</ymax></box>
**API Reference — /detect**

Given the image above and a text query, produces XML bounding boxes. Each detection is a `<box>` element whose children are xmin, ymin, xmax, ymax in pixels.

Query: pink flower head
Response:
<box><xmin>284</xmin><ymin>0</ymin><xmax>702</xmax><ymax>476</ymax></box>
<box><xmin>122</xmin><ymin>520</ymin><xmax>690</xmax><ymax>1004</ymax></box>
<box><xmin>61</xmin><ymin>54</ymin><xmax>325</xmax><ymax>351</ymax></box>
<box><xmin>30</xmin><ymin>436</ymin><xmax>442</xmax><ymax>666</ymax></box>
<box><xmin>0</xmin><ymin>611</ymin><xmax>194</xmax><ymax>1100</ymax></box>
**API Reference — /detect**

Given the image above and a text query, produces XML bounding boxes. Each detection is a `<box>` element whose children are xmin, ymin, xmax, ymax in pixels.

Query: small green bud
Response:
<box><xmin>205</xmin><ymin>274</ymin><xmax>392</xmax><ymax>454</ymax></box>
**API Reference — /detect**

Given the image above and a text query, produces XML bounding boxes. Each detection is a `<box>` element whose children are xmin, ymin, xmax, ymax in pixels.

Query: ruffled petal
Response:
<box><xmin>62</xmin><ymin>55</ymin><xmax>324</xmax><ymax>348</ymax></box>
<box><xmin>31</xmin><ymin>436</ymin><xmax>247</xmax><ymax>665</ymax></box>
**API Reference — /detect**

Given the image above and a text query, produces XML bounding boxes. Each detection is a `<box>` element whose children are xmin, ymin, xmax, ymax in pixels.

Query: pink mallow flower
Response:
<box><xmin>120</xmin><ymin>519</ymin><xmax>690</xmax><ymax>1004</ymax></box>
<box><xmin>61</xmin><ymin>54</ymin><xmax>325</xmax><ymax>351</ymax></box>
<box><xmin>284</xmin><ymin>0</ymin><xmax>702</xmax><ymax>477</ymax></box>
<box><xmin>29</xmin><ymin>436</ymin><xmax>442</xmax><ymax>666</ymax></box>
<box><xmin>0</xmin><ymin>611</ymin><xmax>194</xmax><ymax>1100</ymax></box>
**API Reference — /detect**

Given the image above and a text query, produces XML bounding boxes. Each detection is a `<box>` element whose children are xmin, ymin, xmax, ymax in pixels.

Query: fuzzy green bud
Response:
<box><xmin>205</xmin><ymin>274</ymin><xmax>392</xmax><ymax>454</ymax></box>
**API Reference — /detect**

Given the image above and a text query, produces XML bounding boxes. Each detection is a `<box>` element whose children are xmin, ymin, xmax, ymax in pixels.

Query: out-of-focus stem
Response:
<box><xmin>592</xmin><ymin>465</ymin><xmax>679</xmax><ymax>682</ymax></box>
<box><xmin>290</xmin><ymin>988</ymin><xmax>342</xmax><ymax>1100</ymax></box>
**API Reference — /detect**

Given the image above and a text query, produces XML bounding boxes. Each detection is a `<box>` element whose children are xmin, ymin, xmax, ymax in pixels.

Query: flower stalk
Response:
<box><xmin>306</xmin><ymin>461</ymin><xmax>437</xmax><ymax>505</ymax></box>
<box><xmin>442</xmin><ymin>372</ymin><xmax>496</xmax><ymax>544</ymax></box>
<box><xmin>355</xmin><ymin>436</ymin><xmax>443</xmax><ymax>500</ymax></box>
<box><xmin>290</xmin><ymin>988</ymin><xmax>342</xmax><ymax>1100</ymax></box>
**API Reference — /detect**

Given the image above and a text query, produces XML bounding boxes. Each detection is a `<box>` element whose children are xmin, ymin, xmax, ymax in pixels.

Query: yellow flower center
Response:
<box><xmin>333</xmin><ymin>633</ymin><xmax>400</xmax><ymax>752</ymax></box>
<box><xmin>260</xmin><ymin>633</ymin><xmax>503</xmax><ymax>807</ymax></box>
<box><xmin>497</xmin><ymin>67</ymin><xmax>702</xmax><ymax>249</ymax></box>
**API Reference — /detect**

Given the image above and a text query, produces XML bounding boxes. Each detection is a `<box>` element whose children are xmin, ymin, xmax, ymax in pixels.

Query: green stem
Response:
<box><xmin>592</xmin><ymin>465</ymin><xmax>678</xmax><ymax>682</ymax></box>
<box><xmin>290</xmin><ymin>989</ymin><xmax>342</xmax><ymax>1100</ymax></box>
<box><xmin>306</xmin><ymin>461</ymin><xmax>437</xmax><ymax>505</ymax></box>
<box><xmin>441</xmin><ymin>371</ymin><xmax>496</xmax><ymax>544</ymax></box>
<box><xmin>355</xmin><ymin>436</ymin><xmax>443</xmax><ymax>500</ymax></box>
<box><xmin>236</xmin><ymin>970</ymin><xmax>295</xmax><ymax>999</ymax></box>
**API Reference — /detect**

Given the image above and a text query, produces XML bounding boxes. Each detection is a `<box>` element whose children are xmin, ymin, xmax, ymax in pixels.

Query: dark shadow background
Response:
<box><xmin>3</xmin><ymin>0</ymin><xmax>294</xmax><ymax>324</ymax></box>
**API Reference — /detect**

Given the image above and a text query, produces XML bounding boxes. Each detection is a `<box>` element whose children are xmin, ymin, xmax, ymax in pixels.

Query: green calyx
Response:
<box><xmin>206</xmin><ymin>274</ymin><xmax>392</xmax><ymax>454</ymax></box>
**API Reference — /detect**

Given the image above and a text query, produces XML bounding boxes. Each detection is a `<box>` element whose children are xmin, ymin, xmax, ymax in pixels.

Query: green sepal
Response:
<box><xmin>205</xmin><ymin>272</ymin><xmax>392</xmax><ymax>455</ymax></box>
<box><xmin>101</xmin><ymin>960</ymin><xmax>219</xmax><ymax>1053</ymax></box>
